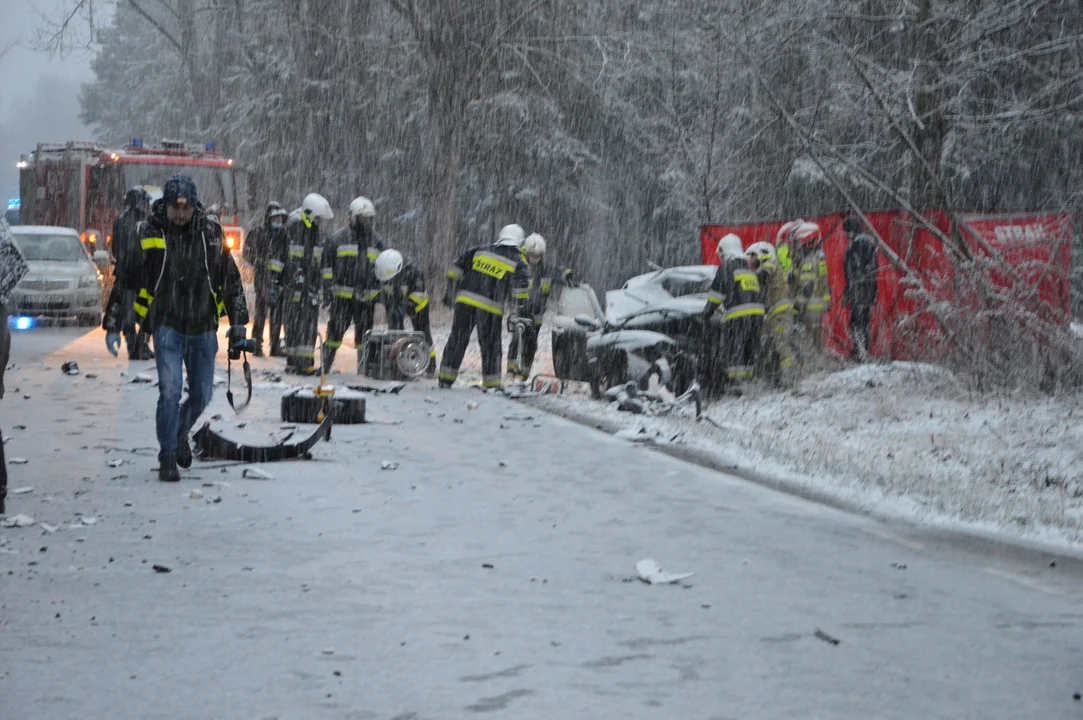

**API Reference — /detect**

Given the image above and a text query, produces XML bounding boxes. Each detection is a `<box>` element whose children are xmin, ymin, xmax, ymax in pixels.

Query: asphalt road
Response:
<box><xmin>1</xmin><ymin>328</ymin><xmax>1081</xmax><ymax>719</ymax></box>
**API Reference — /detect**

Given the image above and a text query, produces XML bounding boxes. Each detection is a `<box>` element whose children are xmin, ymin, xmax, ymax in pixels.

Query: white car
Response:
<box><xmin>9</xmin><ymin>226</ymin><xmax>105</xmax><ymax>326</ymax></box>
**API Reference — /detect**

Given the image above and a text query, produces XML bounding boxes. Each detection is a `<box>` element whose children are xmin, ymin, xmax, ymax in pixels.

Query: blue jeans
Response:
<box><xmin>153</xmin><ymin>327</ymin><xmax>218</xmax><ymax>459</ymax></box>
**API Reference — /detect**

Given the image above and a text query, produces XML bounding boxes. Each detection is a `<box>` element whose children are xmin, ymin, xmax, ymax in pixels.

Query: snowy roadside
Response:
<box><xmin>524</xmin><ymin>361</ymin><xmax>1083</xmax><ymax>550</ymax></box>
<box><xmin>372</xmin><ymin>313</ymin><xmax>1083</xmax><ymax>550</ymax></box>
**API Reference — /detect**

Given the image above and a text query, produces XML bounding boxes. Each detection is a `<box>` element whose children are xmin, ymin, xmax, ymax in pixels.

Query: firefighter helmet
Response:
<box><xmin>775</xmin><ymin>219</ymin><xmax>802</xmax><ymax>245</ymax></box>
<box><xmin>716</xmin><ymin>233</ymin><xmax>745</xmax><ymax>261</ymax></box>
<box><xmin>268</xmin><ymin>204</ymin><xmax>288</xmax><ymax>221</ymax></box>
<box><xmin>374</xmin><ymin>249</ymin><xmax>404</xmax><ymax>282</ymax></box>
<box><xmin>794</xmin><ymin>221</ymin><xmax>822</xmax><ymax>248</ymax></box>
<box><xmin>496</xmin><ymin>223</ymin><xmax>526</xmax><ymax>248</ymax></box>
<box><xmin>348</xmin><ymin>196</ymin><xmax>376</xmax><ymax>219</ymax></box>
<box><xmin>301</xmin><ymin>193</ymin><xmax>334</xmax><ymax>220</ymax></box>
<box><xmin>747</xmin><ymin>241</ymin><xmax>777</xmax><ymax>263</ymax></box>
<box><xmin>522</xmin><ymin>233</ymin><xmax>546</xmax><ymax>261</ymax></box>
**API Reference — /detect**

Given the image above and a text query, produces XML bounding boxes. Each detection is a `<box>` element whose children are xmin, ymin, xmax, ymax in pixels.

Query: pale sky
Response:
<box><xmin>0</xmin><ymin>0</ymin><xmax>101</xmax><ymax>203</ymax></box>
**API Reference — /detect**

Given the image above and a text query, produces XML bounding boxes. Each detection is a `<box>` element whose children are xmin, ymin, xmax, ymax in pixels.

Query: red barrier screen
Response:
<box><xmin>700</xmin><ymin>210</ymin><xmax>1073</xmax><ymax>361</ymax></box>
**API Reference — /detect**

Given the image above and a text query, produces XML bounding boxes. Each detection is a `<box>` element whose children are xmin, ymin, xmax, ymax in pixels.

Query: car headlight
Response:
<box><xmin>78</xmin><ymin>274</ymin><xmax>99</xmax><ymax>289</ymax></box>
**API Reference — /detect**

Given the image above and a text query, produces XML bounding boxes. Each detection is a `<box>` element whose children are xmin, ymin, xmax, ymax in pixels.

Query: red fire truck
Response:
<box><xmin>17</xmin><ymin>138</ymin><xmax>254</xmax><ymax>258</ymax></box>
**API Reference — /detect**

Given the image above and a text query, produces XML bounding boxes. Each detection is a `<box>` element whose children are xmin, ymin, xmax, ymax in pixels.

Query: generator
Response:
<box><xmin>359</xmin><ymin>329</ymin><xmax>431</xmax><ymax>380</ymax></box>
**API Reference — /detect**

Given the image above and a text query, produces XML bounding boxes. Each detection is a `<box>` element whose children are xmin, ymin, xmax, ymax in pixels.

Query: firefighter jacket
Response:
<box><xmin>704</xmin><ymin>256</ymin><xmax>765</xmax><ymax>323</ymax></box>
<box><xmin>283</xmin><ymin>213</ymin><xmax>326</xmax><ymax>304</ymax></box>
<box><xmin>445</xmin><ymin>243</ymin><xmax>529</xmax><ymax>316</ymax></box>
<box><xmin>793</xmin><ymin>248</ymin><xmax>830</xmax><ymax>314</ymax></box>
<box><xmin>103</xmin><ymin>201</ymin><xmax>248</xmax><ymax>335</ymax></box>
<box><xmin>520</xmin><ymin>260</ymin><xmax>574</xmax><ymax>325</ymax></box>
<box><xmin>243</xmin><ymin>222</ymin><xmax>290</xmax><ymax>288</ymax></box>
<box><xmin>756</xmin><ymin>259</ymin><xmax>794</xmax><ymax>322</ymax></box>
<box><xmin>843</xmin><ymin>233</ymin><xmax>879</xmax><ymax>307</ymax></box>
<box><xmin>325</xmin><ymin>226</ymin><xmax>385</xmax><ymax>303</ymax></box>
<box><xmin>379</xmin><ymin>262</ymin><xmax>429</xmax><ymax>318</ymax></box>
<box><xmin>111</xmin><ymin>206</ymin><xmax>145</xmax><ymax>284</ymax></box>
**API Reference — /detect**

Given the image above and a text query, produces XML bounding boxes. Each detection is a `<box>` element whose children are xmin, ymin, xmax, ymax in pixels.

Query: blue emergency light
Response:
<box><xmin>131</xmin><ymin>137</ymin><xmax>143</xmax><ymax>148</ymax></box>
<box><xmin>7</xmin><ymin>198</ymin><xmax>18</xmax><ymax>209</ymax></box>
<box><xmin>205</xmin><ymin>142</ymin><xmax>216</xmax><ymax>152</ymax></box>
<box><xmin>12</xmin><ymin>316</ymin><xmax>33</xmax><ymax>331</ymax></box>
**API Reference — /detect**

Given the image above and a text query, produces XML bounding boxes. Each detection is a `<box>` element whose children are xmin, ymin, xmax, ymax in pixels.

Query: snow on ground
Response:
<box><xmin>530</xmin><ymin>358</ymin><xmax>1083</xmax><ymax>549</ymax></box>
<box><xmin>316</xmin><ymin>309</ymin><xmax>1083</xmax><ymax>549</ymax></box>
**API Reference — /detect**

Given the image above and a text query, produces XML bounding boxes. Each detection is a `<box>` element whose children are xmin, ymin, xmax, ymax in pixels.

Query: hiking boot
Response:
<box><xmin>158</xmin><ymin>453</ymin><xmax>180</xmax><ymax>482</ymax></box>
<box><xmin>177</xmin><ymin>433</ymin><xmax>193</xmax><ymax>469</ymax></box>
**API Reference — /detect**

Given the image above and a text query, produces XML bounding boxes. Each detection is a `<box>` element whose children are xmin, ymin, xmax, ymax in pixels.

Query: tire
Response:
<box><xmin>588</xmin><ymin>350</ymin><xmax>628</xmax><ymax>399</ymax></box>
<box><xmin>280</xmin><ymin>391</ymin><xmax>366</xmax><ymax>424</ymax></box>
<box><xmin>552</xmin><ymin>334</ymin><xmax>571</xmax><ymax>378</ymax></box>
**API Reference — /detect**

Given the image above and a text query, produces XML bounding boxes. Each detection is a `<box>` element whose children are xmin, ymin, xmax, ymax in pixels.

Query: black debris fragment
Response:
<box><xmin>814</xmin><ymin>629</ymin><xmax>841</xmax><ymax>646</ymax></box>
<box><xmin>152</xmin><ymin>564</ymin><xmax>171</xmax><ymax>573</ymax></box>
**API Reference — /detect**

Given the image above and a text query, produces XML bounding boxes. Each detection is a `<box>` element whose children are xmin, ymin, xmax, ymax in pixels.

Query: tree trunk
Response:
<box><xmin>421</xmin><ymin>75</ymin><xmax>468</xmax><ymax>284</ymax></box>
<box><xmin>909</xmin><ymin>0</ymin><xmax>947</xmax><ymax>213</ymax></box>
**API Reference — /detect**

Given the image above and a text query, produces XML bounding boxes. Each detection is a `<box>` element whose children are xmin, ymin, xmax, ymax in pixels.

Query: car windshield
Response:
<box><xmin>12</xmin><ymin>233</ymin><xmax>88</xmax><ymax>262</ymax></box>
<box><xmin>124</xmin><ymin>164</ymin><xmax>234</xmax><ymax>210</ymax></box>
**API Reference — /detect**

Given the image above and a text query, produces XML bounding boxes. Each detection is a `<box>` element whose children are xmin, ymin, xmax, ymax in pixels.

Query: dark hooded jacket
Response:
<box><xmin>103</xmin><ymin>200</ymin><xmax>248</xmax><ymax>335</ymax></box>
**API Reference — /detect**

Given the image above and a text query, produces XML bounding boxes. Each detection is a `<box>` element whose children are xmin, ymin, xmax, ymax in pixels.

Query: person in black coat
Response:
<box><xmin>841</xmin><ymin>213</ymin><xmax>880</xmax><ymax>361</ymax></box>
<box><xmin>111</xmin><ymin>187</ymin><xmax>154</xmax><ymax>360</ymax></box>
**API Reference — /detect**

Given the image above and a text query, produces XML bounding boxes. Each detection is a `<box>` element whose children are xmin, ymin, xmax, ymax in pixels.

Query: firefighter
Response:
<box><xmin>774</xmin><ymin>219</ymin><xmax>802</xmax><ymax>276</ymax></box>
<box><xmin>791</xmin><ymin>221</ymin><xmax>831</xmax><ymax>358</ymax></box>
<box><xmin>0</xmin><ymin>217</ymin><xmax>29</xmax><ymax>513</ymax></box>
<box><xmin>282</xmin><ymin>192</ymin><xmax>333</xmax><ymax>375</ymax></box>
<box><xmin>322</xmin><ymin>196</ymin><xmax>385</xmax><ymax>373</ymax></box>
<box><xmin>842</xmin><ymin>213</ymin><xmax>880</xmax><ymax>361</ymax></box>
<box><xmin>243</xmin><ymin>201</ymin><xmax>289</xmax><ymax>357</ymax></box>
<box><xmin>700</xmin><ymin>233</ymin><xmax>765</xmax><ymax>398</ymax></box>
<box><xmin>438</xmin><ymin>223</ymin><xmax>530</xmax><ymax>390</ymax></box>
<box><xmin>111</xmin><ymin>186</ymin><xmax>154</xmax><ymax>360</ymax></box>
<box><xmin>103</xmin><ymin>174</ymin><xmax>249</xmax><ymax>482</ymax></box>
<box><xmin>373</xmin><ymin>248</ymin><xmax>437</xmax><ymax>376</ymax></box>
<box><xmin>506</xmin><ymin>232</ymin><xmax>574</xmax><ymax>380</ymax></box>
<box><xmin>747</xmin><ymin>241</ymin><xmax>797</xmax><ymax>387</ymax></box>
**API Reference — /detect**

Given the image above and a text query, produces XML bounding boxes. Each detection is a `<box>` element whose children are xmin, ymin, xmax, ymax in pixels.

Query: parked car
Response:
<box><xmin>551</xmin><ymin>265</ymin><xmax>717</xmax><ymax>397</ymax></box>
<box><xmin>8</xmin><ymin>226</ymin><xmax>105</xmax><ymax>326</ymax></box>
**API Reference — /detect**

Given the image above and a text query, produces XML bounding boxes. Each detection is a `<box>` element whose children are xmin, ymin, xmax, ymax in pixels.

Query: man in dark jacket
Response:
<box><xmin>841</xmin><ymin>213</ymin><xmax>880</xmax><ymax>361</ymax></box>
<box><xmin>111</xmin><ymin>186</ymin><xmax>154</xmax><ymax>360</ymax></box>
<box><xmin>506</xmin><ymin>232</ymin><xmax>575</xmax><ymax>380</ymax></box>
<box><xmin>243</xmin><ymin>201</ymin><xmax>289</xmax><ymax>356</ymax></box>
<box><xmin>322</xmin><ymin>196</ymin><xmax>384</xmax><ymax>372</ymax></box>
<box><xmin>282</xmin><ymin>193</ymin><xmax>333</xmax><ymax>374</ymax></box>
<box><xmin>103</xmin><ymin>175</ymin><xmax>249</xmax><ymax>482</ymax></box>
<box><xmin>701</xmin><ymin>233</ymin><xmax>765</xmax><ymax>398</ymax></box>
<box><xmin>438</xmin><ymin>223</ymin><xmax>530</xmax><ymax>390</ymax></box>
<box><xmin>0</xmin><ymin>217</ymin><xmax>29</xmax><ymax>513</ymax></box>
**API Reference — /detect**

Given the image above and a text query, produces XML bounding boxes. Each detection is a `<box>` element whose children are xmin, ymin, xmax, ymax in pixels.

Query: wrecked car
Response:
<box><xmin>551</xmin><ymin>265</ymin><xmax>717</xmax><ymax>397</ymax></box>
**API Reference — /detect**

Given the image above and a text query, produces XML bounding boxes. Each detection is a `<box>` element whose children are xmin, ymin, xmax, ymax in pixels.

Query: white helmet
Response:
<box><xmin>716</xmin><ymin>233</ymin><xmax>745</xmax><ymax>261</ymax></box>
<box><xmin>746</xmin><ymin>241</ymin><xmax>777</xmax><ymax>262</ymax></box>
<box><xmin>348</xmin><ymin>196</ymin><xmax>376</xmax><ymax>219</ymax></box>
<box><xmin>496</xmin><ymin>223</ymin><xmax>526</xmax><ymax>248</ymax></box>
<box><xmin>775</xmin><ymin>219</ymin><xmax>802</xmax><ymax>245</ymax></box>
<box><xmin>301</xmin><ymin>193</ymin><xmax>334</xmax><ymax>220</ymax></box>
<box><xmin>794</xmin><ymin>221</ymin><xmax>823</xmax><ymax>248</ymax></box>
<box><xmin>374</xmin><ymin>249</ymin><xmax>404</xmax><ymax>282</ymax></box>
<box><xmin>522</xmin><ymin>232</ymin><xmax>546</xmax><ymax>260</ymax></box>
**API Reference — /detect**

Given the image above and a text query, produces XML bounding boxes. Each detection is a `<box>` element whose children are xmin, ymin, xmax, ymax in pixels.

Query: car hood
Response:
<box><xmin>22</xmin><ymin>260</ymin><xmax>95</xmax><ymax>279</ymax></box>
<box><xmin>607</xmin><ymin>293</ymin><xmax>709</xmax><ymax>327</ymax></box>
<box><xmin>605</xmin><ymin>265</ymin><xmax>716</xmax><ymax>324</ymax></box>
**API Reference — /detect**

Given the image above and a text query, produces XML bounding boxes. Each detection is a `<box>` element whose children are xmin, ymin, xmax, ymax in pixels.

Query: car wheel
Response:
<box><xmin>280</xmin><ymin>392</ymin><xmax>366</xmax><ymax>425</ymax></box>
<box><xmin>589</xmin><ymin>350</ymin><xmax>628</xmax><ymax>399</ymax></box>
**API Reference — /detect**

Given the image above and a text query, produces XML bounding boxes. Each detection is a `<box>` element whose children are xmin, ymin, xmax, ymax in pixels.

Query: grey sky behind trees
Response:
<box><xmin>0</xmin><ymin>0</ymin><xmax>96</xmax><ymax>203</ymax></box>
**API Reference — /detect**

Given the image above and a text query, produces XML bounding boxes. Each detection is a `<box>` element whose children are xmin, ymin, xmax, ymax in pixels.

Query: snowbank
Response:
<box><xmin>291</xmin><ymin>311</ymin><xmax>1083</xmax><ymax>548</ymax></box>
<box><xmin>528</xmin><ymin>361</ymin><xmax>1083</xmax><ymax>549</ymax></box>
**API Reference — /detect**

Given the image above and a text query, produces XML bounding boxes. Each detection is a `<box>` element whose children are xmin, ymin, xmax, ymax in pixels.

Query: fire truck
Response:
<box><xmin>17</xmin><ymin>138</ymin><xmax>254</xmax><ymax>258</ymax></box>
